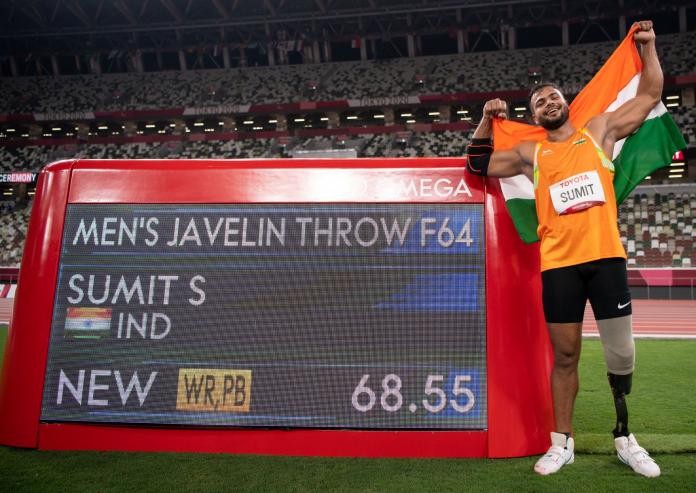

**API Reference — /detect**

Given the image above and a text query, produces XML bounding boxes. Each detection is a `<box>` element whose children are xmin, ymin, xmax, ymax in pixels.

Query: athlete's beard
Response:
<box><xmin>539</xmin><ymin>105</ymin><xmax>569</xmax><ymax>130</ymax></box>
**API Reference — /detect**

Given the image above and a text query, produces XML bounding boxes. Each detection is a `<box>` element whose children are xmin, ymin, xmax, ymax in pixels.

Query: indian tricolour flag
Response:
<box><xmin>493</xmin><ymin>25</ymin><xmax>686</xmax><ymax>244</ymax></box>
<box><xmin>64</xmin><ymin>307</ymin><xmax>112</xmax><ymax>339</ymax></box>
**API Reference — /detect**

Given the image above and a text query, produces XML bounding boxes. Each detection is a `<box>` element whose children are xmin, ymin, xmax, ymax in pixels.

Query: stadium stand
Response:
<box><xmin>0</xmin><ymin>138</ymin><xmax>281</xmax><ymax>173</ymax></box>
<box><xmin>0</xmin><ymin>201</ymin><xmax>31</xmax><ymax>267</ymax></box>
<box><xmin>671</xmin><ymin>107</ymin><xmax>696</xmax><ymax>148</ymax></box>
<box><xmin>619</xmin><ymin>188</ymin><xmax>696</xmax><ymax>268</ymax></box>
<box><xmin>1</xmin><ymin>31</ymin><xmax>694</xmax><ymax>114</ymax></box>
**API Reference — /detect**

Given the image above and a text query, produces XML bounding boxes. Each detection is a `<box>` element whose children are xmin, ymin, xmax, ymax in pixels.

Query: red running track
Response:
<box><xmin>0</xmin><ymin>299</ymin><xmax>12</xmax><ymax>326</ymax></box>
<box><xmin>1</xmin><ymin>298</ymin><xmax>694</xmax><ymax>337</ymax></box>
<box><xmin>583</xmin><ymin>299</ymin><xmax>696</xmax><ymax>338</ymax></box>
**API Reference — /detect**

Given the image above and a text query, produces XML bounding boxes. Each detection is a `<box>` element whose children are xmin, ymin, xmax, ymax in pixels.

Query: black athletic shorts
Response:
<box><xmin>541</xmin><ymin>257</ymin><xmax>632</xmax><ymax>324</ymax></box>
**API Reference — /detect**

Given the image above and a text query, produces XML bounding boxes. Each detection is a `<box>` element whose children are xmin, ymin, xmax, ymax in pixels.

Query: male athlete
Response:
<box><xmin>465</xmin><ymin>21</ymin><xmax>661</xmax><ymax>477</ymax></box>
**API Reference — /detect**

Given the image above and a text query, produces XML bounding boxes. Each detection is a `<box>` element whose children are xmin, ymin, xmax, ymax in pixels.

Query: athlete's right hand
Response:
<box><xmin>483</xmin><ymin>98</ymin><xmax>508</xmax><ymax>119</ymax></box>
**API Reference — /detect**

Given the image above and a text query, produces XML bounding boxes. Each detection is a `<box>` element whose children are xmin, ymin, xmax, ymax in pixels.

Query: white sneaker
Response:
<box><xmin>534</xmin><ymin>432</ymin><xmax>575</xmax><ymax>475</ymax></box>
<box><xmin>615</xmin><ymin>433</ymin><xmax>661</xmax><ymax>478</ymax></box>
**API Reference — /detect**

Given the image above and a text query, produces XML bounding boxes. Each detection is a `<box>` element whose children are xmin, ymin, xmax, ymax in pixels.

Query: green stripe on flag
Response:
<box><xmin>505</xmin><ymin>198</ymin><xmax>539</xmax><ymax>244</ymax></box>
<box><xmin>613</xmin><ymin>112</ymin><xmax>687</xmax><ymax>203</ymax></box>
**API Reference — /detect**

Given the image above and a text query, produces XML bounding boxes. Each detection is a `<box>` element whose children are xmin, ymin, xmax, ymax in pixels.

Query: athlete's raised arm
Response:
<box><xmin>590</xmin><ymin>21</ymin><xmax>662</xmax><ymax>152</ymax></box>
<box><xmin>466</xmin><ymin>98</ymin><xmax>535</xmax><ymax>180</ymax></box>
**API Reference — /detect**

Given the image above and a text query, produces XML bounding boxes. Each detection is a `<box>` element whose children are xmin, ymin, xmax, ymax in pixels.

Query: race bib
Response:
<box><xmin>549</xmin><ymin>170</ymin><xmax>606</xmax><ymax>215</ymax></box>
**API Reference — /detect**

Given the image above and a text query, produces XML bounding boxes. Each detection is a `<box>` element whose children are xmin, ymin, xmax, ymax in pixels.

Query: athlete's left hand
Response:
<box><xmin>633</xmin><ymin>20</ymin><xmax>655</xmax><ymax>44</ymax></box>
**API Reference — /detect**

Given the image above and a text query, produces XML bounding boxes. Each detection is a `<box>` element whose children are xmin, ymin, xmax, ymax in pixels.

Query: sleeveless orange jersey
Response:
<box><xmin>533</xmin><ymin>128</ymin><xmax>626</xmax><ymax>272</ymax></box>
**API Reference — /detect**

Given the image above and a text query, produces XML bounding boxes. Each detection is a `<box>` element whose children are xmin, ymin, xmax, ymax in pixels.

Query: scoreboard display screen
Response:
<box><xmin>41</xmin><ymin>203</ymin><xmax>486</xmax><ymax>429</ymax></box>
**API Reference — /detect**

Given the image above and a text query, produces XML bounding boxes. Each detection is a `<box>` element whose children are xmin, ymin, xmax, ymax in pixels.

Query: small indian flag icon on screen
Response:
<box><xmin>64</xmin><ymin>307</ymin><xmax>112</xmax><ymax>339</ymax></box>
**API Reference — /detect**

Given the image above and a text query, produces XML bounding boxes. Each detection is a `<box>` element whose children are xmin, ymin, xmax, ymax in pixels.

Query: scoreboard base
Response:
<box><xmin>39</xmin><ymin>423</ymin><xmax>494</xmax><ymax>458</ymax></box>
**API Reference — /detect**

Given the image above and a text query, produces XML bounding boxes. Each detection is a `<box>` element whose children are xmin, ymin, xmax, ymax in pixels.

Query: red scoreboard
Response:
<box><xmin>0</xmin><ymin>158</ymin><xmax>553</xmax><ymax>457</ymax></box>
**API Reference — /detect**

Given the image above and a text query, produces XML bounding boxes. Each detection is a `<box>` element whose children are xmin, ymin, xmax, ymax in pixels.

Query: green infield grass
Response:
<box><xmin>0</xmin><ymin>326</ymin><xmax>694</xmax><ymax>492</ymax></box>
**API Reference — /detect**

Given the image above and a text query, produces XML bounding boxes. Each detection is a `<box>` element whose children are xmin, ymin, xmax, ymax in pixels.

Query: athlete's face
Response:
<box><xmin>531</xmin><ymin>87</ymin><xmax>570</xmax><ymax>130</ymax></box>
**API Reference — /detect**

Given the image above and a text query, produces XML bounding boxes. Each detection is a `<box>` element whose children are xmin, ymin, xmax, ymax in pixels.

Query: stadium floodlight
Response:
<box><xmin>218</xmin><ymin>122</ymin><xmax>225</xmax><ymax>126</ymax></box>
<box><xmin>170</xmin><ymin>123</ymin><xmax>177</xmax><ymax>128</ymax></box>
<box><xmin>243</xmin><ymin>120</ymin><xmax>254</xmax><ymax>124</ymax></box>
<box><xmin>666</xmin><ymin>102</ymin><xmax>679</xmax><ymax>107</ymax></box>
<box><xmin>145</xmin><ymin>124</ymin><xmax>156</xmax><ymax>128</ymax></box>
<box><xmin>253</xmin><ymin>126</ymin><xmax>263</xmax><ymax>130</ymax></box>
<box><xmin>456</xmin><ymin>110</ymin><xmax>468</xmax><ymax>114</ymax></box>
<box><xmin>294</xmin><ymin>118</ymin><xmax>305</xmax><ymax>122</ymax></box>
<box><xmin>406</xmin><ymin>119</ymin><xmax>416</xmax><ymax>123</ymax></box>
<box><xmin>428</xmin><ymin>112</ymin><xmax>440</xmax><ymax>116</ymax></box>
<box><xmin>320</xmin><ymin>117</ymin><xmax>329</xmax><ymax>121</ymax></box>
<box><xmin>514</xmin><ymin>107</ymin><xmax>526</xmax><ymax>112</ymax></box>
<box><xmin>193</xmin><ymin>122</ymin><xmax>205</xmax><ymax>127</ymax></box>
<box><xmin>401</xmin><ymin>113</ymin><xmax>413</xmax><ymax>117</ymax></box>
<box><xmin>21</xmin><ymin>134</ymin><xmax>28</xmax><ymax>138</ymax></box>
<box><xmin>6</xmin><ymin>128</ymin><xmax>15</xmax><ymax>132</ymax></box>
<box><xmin>97</xmin><ymin>125</ymin><xmax>108</xmax><ymax>130</ymax></box>
<box><xmin>51</xmin><ymin>127</ymin><xmax>61</xmax><ymax>131</ymax></box>
<box><xmin>665</xmin><ymin>95</ymin><xmax>680</xmax><ymax>100</ymax></box>
<box><xmin>374</xmin><ymin>114</ymin><xmax>384</xmax><ymax>119</ymax></box>
<box><xmin>670</xmin><ymin>162</ymin><xmax>685</xmax><ymax>167</ymax></box>
<box><xmin>268</xmin><ymin>119</ymin><xmax>278</xmax><ymax>123</ymax></box>
<box><xmin>346</xmin><ymin>116</ymin><xmax>358</xmax><ymax>120</ymax></box>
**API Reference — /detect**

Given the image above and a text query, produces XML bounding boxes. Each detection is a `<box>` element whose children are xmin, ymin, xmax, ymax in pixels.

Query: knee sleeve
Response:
<box><xmin>597</xmin><ymin>315</ymin><xmax>635</xmax><ymax>375</ymax></box>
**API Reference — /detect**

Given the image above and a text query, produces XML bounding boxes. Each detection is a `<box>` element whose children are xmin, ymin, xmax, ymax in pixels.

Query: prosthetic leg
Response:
<box><xmin>596</xmin><ymin>315</ymin><xmax>635</xmax><ymax>438</ymax></box>
<box><xmin>597</xmin><ymin>314</ymin><xmax>660</xmax><ymax>476</ymax></box>
<box><xmin>607</xmin><ymin>372</ymin><xmax>632</xmax><ymax>438</ymax></box>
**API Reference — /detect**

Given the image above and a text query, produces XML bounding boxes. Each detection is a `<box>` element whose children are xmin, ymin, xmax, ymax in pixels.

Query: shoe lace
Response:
<box><xmin>544</xmin><ymin>445</ymin><xmax>566</xmax><ymax>459</ymax></box>
<box><xmin>627</xmin><ymin>443</ymin><xmax>653</xmax><ymax>463</ymax></box>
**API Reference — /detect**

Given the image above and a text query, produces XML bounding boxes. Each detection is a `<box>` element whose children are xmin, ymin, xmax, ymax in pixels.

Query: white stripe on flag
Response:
<box><xmin>604</xmin><ymin>74</ymin><xmax>668</xmax><ymax>159</ymax></box>
<box><xmin>65</xmin><ymin>318</ymin><xmax>111</xmax><ymax>332</ymax></box>
<box><xmin>499</xmin><ymin>174</ymin><xmax>534</xmax><ymax>200</ymax></box>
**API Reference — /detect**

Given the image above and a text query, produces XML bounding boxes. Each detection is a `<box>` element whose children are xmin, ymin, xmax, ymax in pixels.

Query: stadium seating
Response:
<box><xmin>618</xmin><ymin>190</ymin><xmax>696</xmax><ymax>268</ymax></box>
<box><xmin>0</xmin><ymin>138</ymin><xmax>281</xmax><ymax>173</ymax></box>
<box><xmin>0</xmin><ymin>201</ymin><xmax>31</xmax><ymax>267</ymax></box>
<box><xmin>1</xmin><ymin>31</ymin><xmax>693</xmax><ymax>114</ymax></box>
<box><xmin>671</xmin><ymin>106</ymin><xmax>696</xmax><ymax>148</ymax></box>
